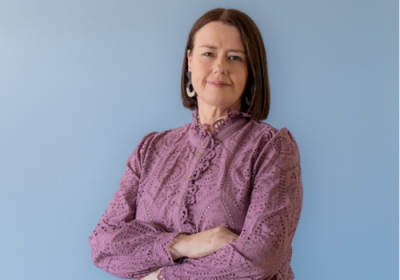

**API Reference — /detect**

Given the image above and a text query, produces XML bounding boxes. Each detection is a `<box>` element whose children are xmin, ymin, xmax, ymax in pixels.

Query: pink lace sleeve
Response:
<box><xmin>159</xmin><ymin>128</ymin><xmax>303</xmax><ymax>280</ymax></box>
<box><xmin>89</xmin><ymin>132</ymin><xmax>181</xmax><ymax>279</ymax></box>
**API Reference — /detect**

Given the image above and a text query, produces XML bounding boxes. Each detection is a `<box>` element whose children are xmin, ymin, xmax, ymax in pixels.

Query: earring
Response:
<box><xmin>186</xmin><ymin>71</ymin><xmax>196</xmax><ymax>97</ymax></box>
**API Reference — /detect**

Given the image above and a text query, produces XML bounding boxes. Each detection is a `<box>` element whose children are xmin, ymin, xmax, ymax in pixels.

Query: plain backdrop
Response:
<box><xmin>0</xmin><ymin>1</ymin><xmax>398</xmax><ymax>279</ymax></box>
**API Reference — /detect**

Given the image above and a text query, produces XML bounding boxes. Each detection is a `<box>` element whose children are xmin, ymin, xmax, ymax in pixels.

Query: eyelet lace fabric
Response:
<box><xmin>180</xmin><ymin>108</ymin><xmax>252</xmax><ymax>233</ymax></box>
<box><xmin>89</xmin><ymin>109</ymin><xmax>303</xmax><ymax>280</ymax></box>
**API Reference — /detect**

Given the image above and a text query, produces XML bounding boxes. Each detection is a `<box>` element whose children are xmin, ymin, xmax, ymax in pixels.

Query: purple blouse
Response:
<box><xmin>89</xmin><ymin>109</ymin><xmax>303</xmax><ymax>280</ymax></box>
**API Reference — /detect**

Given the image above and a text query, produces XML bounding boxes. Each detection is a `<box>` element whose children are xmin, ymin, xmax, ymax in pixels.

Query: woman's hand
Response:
<box><xmin>187</xmin><ymin>226</ymin><xmax>239</xmax><ymax>259</ymax></box>
<box><xmin>140</xmin><ymin>227</ymin><xmax>238</xmax><ymax>279</ymax></box>
<box><xmin>169</xmin><ymin>226</ymin><xmax>239</xmax><ymax>260</ymax></box>
<box><xmin>139</xmin><ymin>267</ymin><xmax>163</xmax><ymax>280</ymax></box>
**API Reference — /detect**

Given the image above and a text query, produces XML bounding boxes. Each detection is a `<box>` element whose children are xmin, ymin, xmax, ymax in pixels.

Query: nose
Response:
<box><xmin>213</xmin><ymin>56</ymin><xmax>227</xmax><ymax>75</ymax></box>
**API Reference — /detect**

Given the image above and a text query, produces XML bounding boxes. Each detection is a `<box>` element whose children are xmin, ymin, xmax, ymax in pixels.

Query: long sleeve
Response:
<box><xmin>158</xmin><ymin>128</ymin><xmax>303</xmax><ymax>280</ymax></box>
<box><xmin>89</xmin><ymin>132</ymin><xmax>181</xmax><ymax>279</ymax></box>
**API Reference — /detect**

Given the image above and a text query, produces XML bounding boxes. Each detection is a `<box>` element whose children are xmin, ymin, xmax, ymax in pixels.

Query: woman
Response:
<box><xmin>89</xmin><ymin>8</ymin><xmax>303</xmax><ymax>280</ymax></box>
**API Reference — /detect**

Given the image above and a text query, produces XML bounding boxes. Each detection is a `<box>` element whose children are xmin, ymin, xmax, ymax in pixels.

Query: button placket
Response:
<box><xmin>180</xmin><ymin>131</ymin><xmax>217</xmax><ymax>233</ymax></box>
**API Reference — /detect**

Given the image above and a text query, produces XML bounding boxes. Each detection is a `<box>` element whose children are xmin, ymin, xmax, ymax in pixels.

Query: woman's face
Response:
<box><xmin>188</xmin><ymin>21</ymin><xmax>248</xmax><ymax>111</ymax></box>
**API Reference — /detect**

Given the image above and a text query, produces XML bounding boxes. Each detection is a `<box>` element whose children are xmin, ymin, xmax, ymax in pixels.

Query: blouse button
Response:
<box><xmin>176</xmin><ymin>201</ymin><xmax>180</xmax><ymax>206</ymax></box>
<box><xmin>196</xmin><ymin>153</ymin><xmax>202</xmax><ymax>157</ymax></box>
<box><xmin>178</xmin><ymin>229</ymin><xmax>181</xmax><ymax>232</ymax></box>
<box><xmin>186</xmin><ymin>176</ymin><xmax>191</xmax><ymax>181</ymax></box>
<box><xmin>200</xmin><ymin>142</ymin><xmax>205</xmax><ymax>147</ymax></box>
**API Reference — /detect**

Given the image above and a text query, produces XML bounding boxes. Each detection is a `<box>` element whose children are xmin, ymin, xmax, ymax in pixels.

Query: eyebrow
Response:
<box><xmin>199</xmin><ymin>45</ymin><xmax>246</xmax><ymax>54</ymax></box>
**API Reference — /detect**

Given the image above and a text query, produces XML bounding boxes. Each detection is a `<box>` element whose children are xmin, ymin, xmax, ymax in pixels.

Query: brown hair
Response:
<box><xmin>181</xmin><ymin>8</ymin><xmax>270</xmax><ymax>121</ymax></box>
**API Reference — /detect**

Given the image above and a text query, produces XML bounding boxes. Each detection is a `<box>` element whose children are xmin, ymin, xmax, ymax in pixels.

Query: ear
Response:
<box><xmin>187</xmin><ymin>49</ymin><xmax>192</xmax><ymax>72</ymax></box>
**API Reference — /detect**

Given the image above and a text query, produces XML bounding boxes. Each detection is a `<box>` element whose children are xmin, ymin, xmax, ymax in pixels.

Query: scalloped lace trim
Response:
<box><xmin>191</xmin><ymin>107</ymin><xmax>251</xmax><ymax>137</ymax></box>
<box><xmin>180</xmin><ymin>136</ymin><xmax>217</xmax><ymax>233</ymax></box>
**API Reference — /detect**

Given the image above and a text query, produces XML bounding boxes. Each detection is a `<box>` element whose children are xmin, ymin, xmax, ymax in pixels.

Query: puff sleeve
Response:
<box><xmin>158</xmin><ymin>128</ymin><xmax>303</xmax><ymax>280</ymax></box>
<box><xmin>89</xmin><ymin>132</ymin><xmax>181</xmax><ymax>279</ymax></box>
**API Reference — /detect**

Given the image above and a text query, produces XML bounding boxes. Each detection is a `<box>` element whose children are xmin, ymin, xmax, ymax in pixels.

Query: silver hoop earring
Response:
<box><xmin>186</xmin><ymin>71</ymin><xmax>196</xmax><ymax>97</ymax></box>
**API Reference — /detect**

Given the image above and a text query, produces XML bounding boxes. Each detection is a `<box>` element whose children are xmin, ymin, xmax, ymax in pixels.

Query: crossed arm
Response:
<box><xmin>140</xmin><ymin>226</ymin><xmax>239</xmax><ymax>280</ymax></box>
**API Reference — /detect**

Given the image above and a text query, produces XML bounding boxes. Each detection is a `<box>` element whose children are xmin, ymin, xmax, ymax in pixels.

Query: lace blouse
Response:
<box><xmin>89</xmin><ymin>109</ymin><xmax>303</xmax><ymax>280</ymax></box>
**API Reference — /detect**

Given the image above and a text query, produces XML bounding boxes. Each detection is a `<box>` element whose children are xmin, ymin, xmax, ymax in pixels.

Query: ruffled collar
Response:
<box><xmin>188</xmin><ymin>107</ymin><xmax>251</xmax><ymax>147</ymax></box>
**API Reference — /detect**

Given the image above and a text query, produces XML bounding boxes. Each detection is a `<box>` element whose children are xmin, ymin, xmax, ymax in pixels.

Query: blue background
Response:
<box><xmin>0</xmin><ymin>1</ymin><xmax>398</xmax><ymax>279</ymax></box>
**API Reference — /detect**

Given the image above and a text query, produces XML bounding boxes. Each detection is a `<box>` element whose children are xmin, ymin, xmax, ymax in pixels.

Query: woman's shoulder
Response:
<box><xmin>133</xmin><ymin>122</ymin><xmax>191</xmax><ymax>152</ymax></box>
<box><xmin>126</xmin><ymin>123</ymin><xmax>191</xmax><ymax>165</ymax></box>
<box><xmin>244</xmin><ymin>121</ymin><xmax>301</xmax><ymax>170</ymax></box>
<box><xmin>145</xmin><ymin>122</ymin><xmax>191</xmax><ymax>143</ymax></box>
<box><xmin>246</xmin><ymin>120</ymin><xmax>299</xmax><ymax>148</ymax></box>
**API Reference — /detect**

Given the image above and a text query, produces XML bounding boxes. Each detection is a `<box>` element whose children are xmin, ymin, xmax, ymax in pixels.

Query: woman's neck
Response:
<box><xmin>197</xmin><ymin>101</ymin><xmax>241</xmax><ymax>133</ymax></box>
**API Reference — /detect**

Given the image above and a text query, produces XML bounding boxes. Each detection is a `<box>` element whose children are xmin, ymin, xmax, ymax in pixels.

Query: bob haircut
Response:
<box><xmin>181</xmin><ymin>8</ymin><xmax>270</xmax><ymax>121</ymax></box>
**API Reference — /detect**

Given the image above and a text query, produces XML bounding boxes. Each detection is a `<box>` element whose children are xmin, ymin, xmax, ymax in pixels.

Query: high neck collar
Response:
<box><xmin>188</xmin><ymin>107</ymin><xmax>251</xmax><ymax>147</ymax></box>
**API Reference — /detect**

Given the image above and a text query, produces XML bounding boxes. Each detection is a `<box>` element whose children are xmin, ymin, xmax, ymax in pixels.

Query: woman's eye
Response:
<box><xmin>229</xmin><ymin>56</ymin><xmax>242</xmax><ymax>61</ymax></box>
<box><xmin>203</xmin><ymin>52</ymin><xmax>213</xmax><ymax>57</ymax></box>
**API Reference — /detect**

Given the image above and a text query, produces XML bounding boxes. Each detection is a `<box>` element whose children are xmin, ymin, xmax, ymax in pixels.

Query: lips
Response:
<box><xmin>208</xmin><ymin>81</ymin><xmax>230</xmax><ymax>87</ymax></box>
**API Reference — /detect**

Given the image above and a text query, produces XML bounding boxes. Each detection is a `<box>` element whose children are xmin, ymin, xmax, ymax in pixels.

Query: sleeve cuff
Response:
<box><xmin>153</xmin><ymin>232</ymin><xmax>181</xmax><ymax>267</ymax></box>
